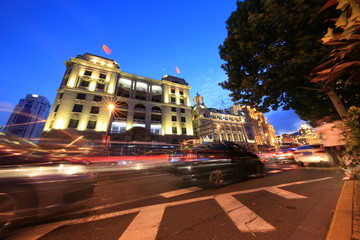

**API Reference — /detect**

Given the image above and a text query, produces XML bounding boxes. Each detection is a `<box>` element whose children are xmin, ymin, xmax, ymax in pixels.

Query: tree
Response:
<box><xmin>219</xmin><ymin>0</ymin><xmax>360</xmax><ymax>124</ymax></box>
<box><xmin>310</xmin><ymin>0</ymin><xmax>360</xmax><ymax>119</ymax></box>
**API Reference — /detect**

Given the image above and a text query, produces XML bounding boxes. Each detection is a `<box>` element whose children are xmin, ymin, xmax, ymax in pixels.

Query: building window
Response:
<box><xmin>172</xmin><ymin>127</ymin><xmax>177</xmax><ymax>134</ymax></box>
<box><xmin>72</xmin><ymin>104</ymin><xmax>83</xmax><ymax>112</ymax></box>
<box><xmin>96</xmin><ymin>83</ymin><xmax>105</xmax><ymax>91</ymax></box>
<box><xmin>68</xmin><ymin>119</ymin><xmax>79</xmax><ymax>128</ymax></box>
<box><xmin>171</xmin><ymin>97</ymin><xmax>176</xmax><ymax>103</ymax></box>
<box><xmin>180</xmin><ymin>108</ymin><xmax>185</xmax><ymax>113</ymax></box>
<box><xmin>181</xmin><ymin>117</ymin><xmax>186</xmax><ymax>122</ymax></box>
<box><xmin>87</xmin><ymin>120</ymin><xmax>97</xmax><ymax>129</ymax></box>
<box><xmin>171</xmin><ymin>89</ymin><xmax>175</xmax><ymax>93</ymax></box>
<box><xmin>58</xmin><ymin>93</ymin><xmax>63</xmax><ymax>99</ymax></box>
<box><xmin>180</xmin><ymin>98</ymin><xmax>185</xmax><ymax>104</ymax></box>
<box><xmin>182</xmin><ymin>128</ymin><xmax>187</xmax><ymax>134</ymax></box>
<box><xmin>179</xmin><ymin>90</ymin><xmax>184</xmax><ymax>95</ymax></box>
<box><xmin>93</xmin><ymin>95</ymin><xmax>102</xmax><ymax>102</ymax></box>
<box><xmin>90</xmin><ymin>106</ymin><xmax>100</xmax><ymax>114</ymax></box>
<box><xmin>99</xmin><ymin>73</ymin><xmax>106</xmax><ymax>79</ymax></box>
<box><xmin>84</xmin><ymin>70</ymin><xmax>92</xmax><ymax>76</ymax></box>
<box><xmin>172</xmin><ymin>116</ymin><xmax>177</xmax><ymax>121</ymax></box>
<box><xmin>54</xmin><ymin>104</ymin><xmax>59</xmax><ymax>112</ymax></box>
<box><xmin>171</xmin><ymin>107</ymin><xmax>177</xmax><ymax>112</ymax></box>
<box><xmin>80</xmin><ymin>80</ymin><xmax>90</xmax><ymax>87</ymax></box>
<box><xmin>76</xmin><ymin>93</ymin><xmax>86</xmax><ymax>100</ymax></box>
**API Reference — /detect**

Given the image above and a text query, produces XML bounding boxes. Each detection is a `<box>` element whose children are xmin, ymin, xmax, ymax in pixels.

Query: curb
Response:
<box><xmin>326</xmin><ymin>180</ymin><xmax>353</xmax><ymax>240</ymax></box>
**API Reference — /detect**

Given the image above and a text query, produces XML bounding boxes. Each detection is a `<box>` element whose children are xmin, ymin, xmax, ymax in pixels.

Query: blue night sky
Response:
<box><xmin>0</xmin><ymin>0</ymin><xmax>304</xmax><ymax>134</ymax></box>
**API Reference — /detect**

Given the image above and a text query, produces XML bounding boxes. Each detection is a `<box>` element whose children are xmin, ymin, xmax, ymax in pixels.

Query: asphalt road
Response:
<box><xmin>5</xmin><ymin>164</ymin><xmax>345</xmax><ymax>240</ymax></box>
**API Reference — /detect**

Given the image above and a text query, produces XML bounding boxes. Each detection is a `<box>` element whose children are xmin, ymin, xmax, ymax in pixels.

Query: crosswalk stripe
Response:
<box><xmin>160</xmin><ymin>187</ymin><xmax>202</xmax><ymax>198</ymax></box>
<box><xmin>215</xmin><ymin>194</ymin><xmax>275</xmax><ymax>232</ymax></box>
<box><xmin>264</xmin><ymin>186</ymin><xmax>308</xmax><ymax>199</ymax></box>
<box><xmin>119</xmin><ymin>205</ymin><xmax>165</xmax><ymax>240</ymax></box>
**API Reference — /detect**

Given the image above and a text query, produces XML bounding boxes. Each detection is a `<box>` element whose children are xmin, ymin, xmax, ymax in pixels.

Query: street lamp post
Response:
<box><xmin>216</xmin><ymin>124</ymin><xmax>222</xmax><ymax>141</ymax></box>
<box><xmin>104</xmin><ymin>104</ymin><xmax>115</xmax><ymax>147</ymax></box>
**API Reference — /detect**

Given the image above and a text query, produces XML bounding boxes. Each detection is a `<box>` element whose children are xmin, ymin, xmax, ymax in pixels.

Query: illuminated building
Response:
<box><xmin>192</xmin><ymin>94</ymin><xmax>278</xmax><ymax>152</ymax></box>
<box><xmin>42</xmin><ymin>53</ymin><xmax>194</xmax><ymax>144</ymax></box>
<box><xmin>4</xmin><ymin>94</ymin><xmax>50</xmax><ymax>142</ymax></box>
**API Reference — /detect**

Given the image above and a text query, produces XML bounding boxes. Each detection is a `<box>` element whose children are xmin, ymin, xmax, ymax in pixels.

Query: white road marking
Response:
<box><xmin>267</xmin><ymin>170</ymin><xmax>283</xmax><ymax>174</ymax></box>
<box><xmin>160</xmin><ymin>187</ymin><xmax>202</xmax><ymax>198</ymax></box>
<box><xmin>119</xmin><ymin>205</ymin><xmax>165</xmax><ymax>240</ymax></box>
<box><xmin>6</xmin><ymin>177</ymin><xmax>333</xmax><ymax>240</ymax></box>
<box><xmin>265</xmin><ymin>186</ymin><xmax>308</xmax><ymax>199</ymax></box>
<box><xmin>215</xmin><ymin>194</ymin><xmax>275</xmax><ymax>232</ymax></box>
<box><xmin>281</xmin><ymin>167</ymin><xmax>295</xmax><ymax>170</ymax></box>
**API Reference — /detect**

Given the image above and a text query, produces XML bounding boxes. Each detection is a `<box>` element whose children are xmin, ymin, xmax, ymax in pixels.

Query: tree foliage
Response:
<box><xmin>219</xmin><ymin>0</ymin><xmax>360</xmax><ymax>124</ymax></box>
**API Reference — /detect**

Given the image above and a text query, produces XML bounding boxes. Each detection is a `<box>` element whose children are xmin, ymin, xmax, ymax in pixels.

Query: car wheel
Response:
<box><xmin>0</xmin><ymin>191</ymin><xmax>16</xmax><ymax>232</ymax></box>
<box><xmin>255</xmin><ymin>162</ymin><xmax>264</xmax><ymax>177</ymax></box>
<box><xmin>0</xmin><ymin>186</ymin><xmax>35</xmax><ymax>233</ymax></box>
<box><xmin>209</xmin><ymin>169</ymin><xmax>225</xmax><ymax>187</ymax></box>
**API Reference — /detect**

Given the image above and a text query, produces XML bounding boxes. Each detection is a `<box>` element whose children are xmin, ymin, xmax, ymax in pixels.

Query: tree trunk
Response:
<box><xmin>326</xmin><ymin>89</ymin><xmax>348</xmax><ymax>120</ymax></box>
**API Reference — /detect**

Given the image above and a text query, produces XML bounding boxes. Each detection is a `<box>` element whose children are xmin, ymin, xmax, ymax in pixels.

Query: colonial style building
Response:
<box><xmin>42</xmin><ymin>53</ymin><xmax>194</xmax><ymax>145</ymax></box>
<box><xmin>4</xmin><ymin>94</ymin><xmax>50</xmax><ymax>142</ymax></box>
<box><xmin>192</xmin><ymin>94</ymin><xmax>278</xmax><ymax>152</ymax></box>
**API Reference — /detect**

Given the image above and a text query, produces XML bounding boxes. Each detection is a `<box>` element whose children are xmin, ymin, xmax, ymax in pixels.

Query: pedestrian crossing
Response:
<box><xmin>6</xmin><ymin>176</ymin><xmax>333</xmax><ymax>240</ymax></box>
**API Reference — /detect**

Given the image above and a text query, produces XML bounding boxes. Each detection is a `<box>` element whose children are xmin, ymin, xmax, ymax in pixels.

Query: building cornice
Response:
<box><xmin>66</xmin><ymin>58</ymin><xmax>122</xmax><ymax>74</ymax></box>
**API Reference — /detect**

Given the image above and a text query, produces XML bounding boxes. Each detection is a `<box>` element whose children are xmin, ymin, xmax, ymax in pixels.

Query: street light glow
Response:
<box><xmin>108</xmin><ymin>104</ymin><xmax>115</xmax><ymax>111</ymax></box>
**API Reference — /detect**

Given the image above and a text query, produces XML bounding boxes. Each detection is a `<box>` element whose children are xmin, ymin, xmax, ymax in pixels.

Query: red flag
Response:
<box><xmin>102</xmin><ymin>44</ymin><xmax>112</xmax><ymax>55</ymax></box>
<box><xmin>175</xmin><ymin>67</ymin><xmax>181</xmax><ymax>74</ymax></box>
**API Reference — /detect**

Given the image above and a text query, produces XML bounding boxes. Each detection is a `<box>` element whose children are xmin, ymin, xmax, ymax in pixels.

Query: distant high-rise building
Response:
<box><xmin>4</xmin><ymin>94</ymin><xmax>50</xmax><ymax>142</ymax></box>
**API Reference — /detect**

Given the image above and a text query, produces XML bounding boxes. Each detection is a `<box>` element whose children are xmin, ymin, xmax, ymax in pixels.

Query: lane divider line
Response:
<box><xmin>264</xmin><ymin>186</ymin><xmax>308</xmax><ymax>199</ymax></box>
<box><xmin>160</xmin><ymin>187</ymin><xmax>203</xmax><ymax>198</ymax></box>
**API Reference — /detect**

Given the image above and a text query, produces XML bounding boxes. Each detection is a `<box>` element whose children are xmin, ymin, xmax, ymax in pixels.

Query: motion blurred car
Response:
<box><xmin>0</xmin><ymin>133</ymin><xmax>96</xmax><ymax>234</ymax></box>
<box><xmin>274</xmin><ymin>148</ymin><xmax>297</xmax><ymax>163</ymax></box>
<box><xmin>293</xmin><ymin>144</ymin><xmax>333</xmax><ymax>166</ymax></box>
<box><xmin>168</xmin><ymin>141</ymin><xmax>264</xmax><ymax>187</ymax></box>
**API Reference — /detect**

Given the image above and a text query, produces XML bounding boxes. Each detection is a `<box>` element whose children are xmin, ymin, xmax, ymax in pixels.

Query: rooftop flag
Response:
<box><xmin>102</xmin><ymin>44</ymin><xmax>112</xmax><ymax>55</ymax></box>
<box><xmin>175</xmin><ymin>66</ymin><xmax>181</xmax><ymax>74</ymax></box>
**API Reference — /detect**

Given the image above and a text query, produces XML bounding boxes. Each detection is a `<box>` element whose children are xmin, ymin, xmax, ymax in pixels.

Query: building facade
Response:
<box><xmin>4</xmin><ymin>94</ymin><xmax>50</xmax><ymax>142</ymax></box>
<box><xmin>42</xmin><ymin>53</ymin><xmax>194</xmax><ymax>144</ymax></box>
<box><xmin>192</xmin><ymin>94</ymin><xmax>278</xmax><ymax>152</ymax></box>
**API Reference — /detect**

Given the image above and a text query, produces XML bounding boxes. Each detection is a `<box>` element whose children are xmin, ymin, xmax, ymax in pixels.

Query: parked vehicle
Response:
<box><xmin>0</xmin><ymin>133</ymin><xmax>97</xmax><ymax>235</ymax></box>
<box><xmin>293</xmin><ymin>144</ymin><xmax>333</xmax><ymax>166</ymax></box>
<box><xmin>168</xmin><ymin>141</ymin><xmax>264</xmax><ymax>187</ymax></box>
<box><xmin>274</xmin><ymin>148</ymin><xmax>297</xmax><ymax>163</ymax></box>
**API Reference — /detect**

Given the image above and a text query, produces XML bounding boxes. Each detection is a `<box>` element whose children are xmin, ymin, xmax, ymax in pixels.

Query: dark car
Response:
<box><xmin>0</xmin><ymin>133</ymin><xmax>97</xmax><ymax>234</ymax></box>
<box><xmin>168</xmin><ymin>141</ymin><xmax>264</xmax><ymax>187</ymax></box>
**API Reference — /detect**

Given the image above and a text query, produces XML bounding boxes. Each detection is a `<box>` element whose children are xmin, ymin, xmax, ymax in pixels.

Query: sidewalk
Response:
<box><xmin>327</xmin><ymin>179</ymin><xmax>360</xmax><ymax>240</ymax></box>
